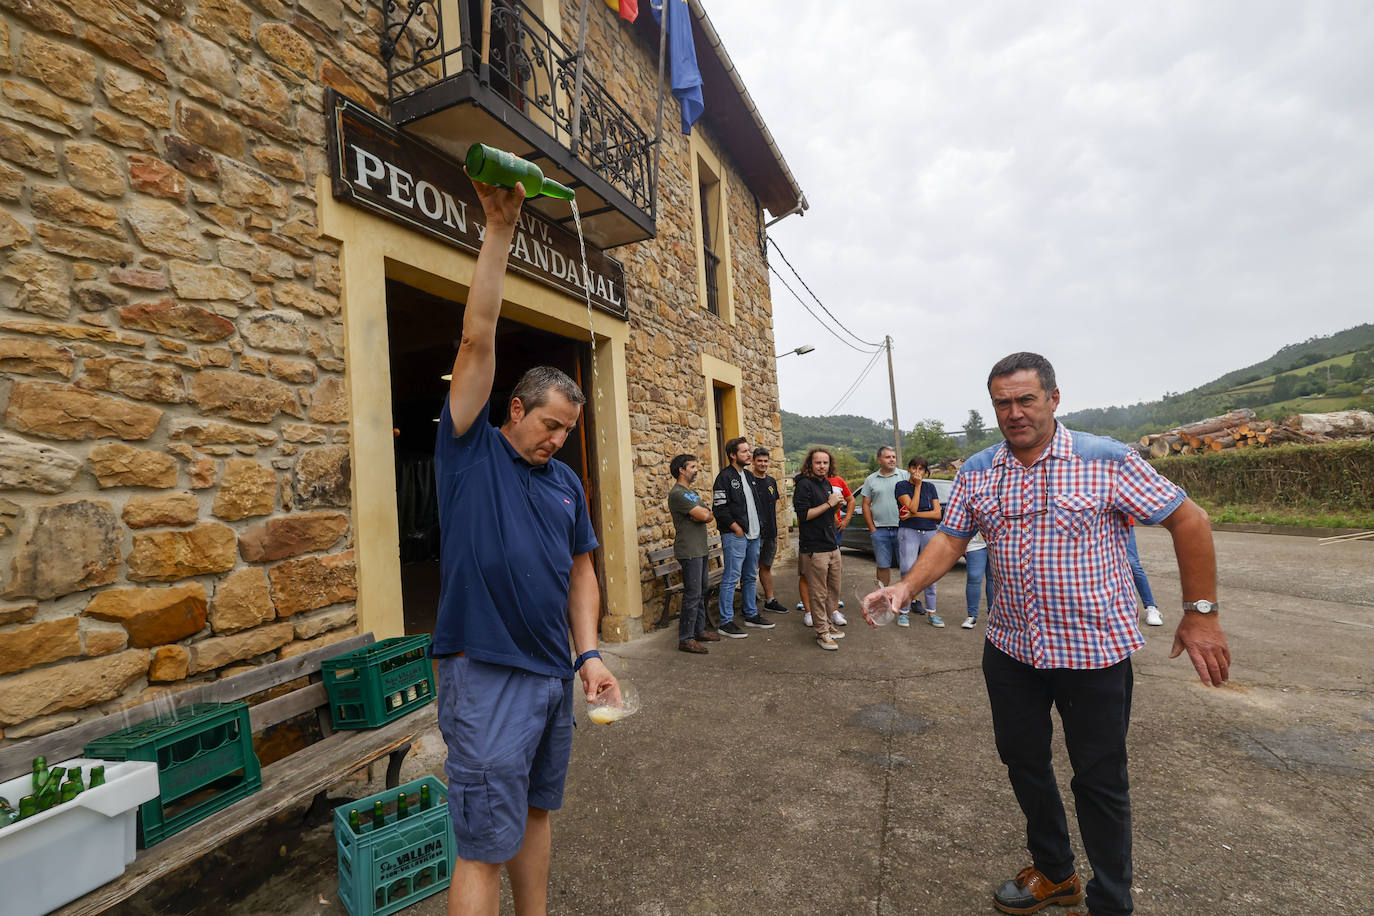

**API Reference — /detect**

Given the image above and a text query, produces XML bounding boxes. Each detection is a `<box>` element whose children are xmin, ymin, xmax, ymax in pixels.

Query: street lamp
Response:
<box><xmin>776</xmin><ymin>344</ymin><xmax>815</xmax><ymax>359</ymax></box>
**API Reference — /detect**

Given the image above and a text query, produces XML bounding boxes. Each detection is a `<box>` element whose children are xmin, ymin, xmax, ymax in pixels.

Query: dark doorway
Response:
<box><xmin>387</xmin><ymin>277</ymin><xmax>598</xmax><ymax>636</ymax></box>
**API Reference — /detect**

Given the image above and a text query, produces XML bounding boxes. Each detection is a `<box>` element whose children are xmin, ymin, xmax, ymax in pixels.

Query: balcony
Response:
<box><xmin>382</xmin><ymin>0</ymin><xmax>656</xmax><ymax>248</ymax></box>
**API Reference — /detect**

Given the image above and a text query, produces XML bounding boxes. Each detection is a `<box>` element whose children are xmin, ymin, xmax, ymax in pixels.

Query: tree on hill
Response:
<box><xmin>963</xmin><ymin>409</ymin><xmax>987</xmax><ymax>449</ymax></box>
<box><xmin>904</xmin><ymin>419</ymin><xmax>959</xmax><ymax>465</ymax></box>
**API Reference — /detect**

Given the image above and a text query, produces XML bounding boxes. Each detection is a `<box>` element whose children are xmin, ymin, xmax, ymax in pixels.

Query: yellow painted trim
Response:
<box><xmin>689</xmin><ymin>133</ymin><xmax>735</xmax><ymax>324</ymax></box>
<box><xmin>316</xmin><ymin>175</ymin><xmax>641</xmax><ymax>639</ymax></box>
<box><xmin>700</xmin><ymin>353</ymin><xmax>744</xmax><ymax>476</ymax></box>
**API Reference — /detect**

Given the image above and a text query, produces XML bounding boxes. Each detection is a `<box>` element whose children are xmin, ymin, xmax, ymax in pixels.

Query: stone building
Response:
<box><xmin>0</xmin><ymin>0</ymin><xmax>804</xmax><ymax>742</ymax></box>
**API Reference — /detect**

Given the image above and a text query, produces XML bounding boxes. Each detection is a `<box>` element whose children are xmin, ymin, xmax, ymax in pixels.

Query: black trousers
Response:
<box><xmin>678</xmin><ymin>555</ymin><xmax>709</xmax><ymax>644</ymax></box>
<box><xmin>982</xmin><ymin>642</ymin><xmax>1135</xmax><ymax>916</ymax></box>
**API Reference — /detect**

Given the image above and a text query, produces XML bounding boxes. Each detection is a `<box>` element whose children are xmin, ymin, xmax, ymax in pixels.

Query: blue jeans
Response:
<box><xmin>897</xmin><ymin>527</ymin><xmax>937</xmax><ymax>611</ymax></box>
<box><xmin>871</xmin><ymin>527</ymin><xmax>899</xmax><ymax>569</ymax></box>
<box><xmin>964</xmin><ymin>547</ymin><xmax>995</xmax><ymax>619</ymax></box>
<box><xmin>1125</xmin><ymin>528</ymin><xmax>1156</xmax><ymax>608</ymax></box>
<box><xmin>718</xmin><ymin>532</ymin><xmax>759</xmax><ymax>625</ymax></box>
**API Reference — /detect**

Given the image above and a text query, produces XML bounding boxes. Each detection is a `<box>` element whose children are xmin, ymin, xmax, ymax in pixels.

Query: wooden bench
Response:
<box><xmin>0</xmin><ymin>632</ymin><xmax>439</xmax><ymax>916</ymax></box>
<box><xmin>647</xmin><ymin>533</ymin><xmax>725</xmax><ymax>628</ymax></box>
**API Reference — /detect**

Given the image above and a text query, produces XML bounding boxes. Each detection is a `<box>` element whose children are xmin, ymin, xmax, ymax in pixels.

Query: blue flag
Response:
<box><xmin>650</xmin><ymin>0</ymin><xmax>704</xmax><ymax>134</ymax></box>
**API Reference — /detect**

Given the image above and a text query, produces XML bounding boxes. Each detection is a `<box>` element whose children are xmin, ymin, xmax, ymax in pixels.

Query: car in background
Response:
<box><xmin>839</xmin><ymin>477</ymin><xmax>957</xmax><ymax>557</ymax></box>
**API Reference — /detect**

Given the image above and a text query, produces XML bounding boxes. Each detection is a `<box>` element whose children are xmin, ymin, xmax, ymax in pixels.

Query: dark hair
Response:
<box><xmin>724</xmin><ymin>436</ymin><xmax>748</xmax><ymax>462</ymax></box>
<box><xmin>510</xmin><ymin>366</ymin><xmax>586</xmax><ymax>418</ymax></box>
<box><xmin>987</xmin><ymin>352</ymin><xmax>1056</xmax><ymax>395</ymax></box>
<box><xmin>908</xmin><ymin>455</ymin><xmax>929</xmax><ymax>472</ymax></box>
<box><xmin>801</xmin><ymin>447</ymin><xmax>834</xmax><ymax>479</ymax></box>
<box><xmin>670</xmin><ymin>454</ymin><xmax>696</xmax><ymax>479</ymax></box>
<box><xmin>752</xmin><ymin>447</ymin><xmax>771</xmax><ymax>459</ymax></box>
<box><xmin>877</xmin><ymin>445</ymin><xmax>896</xmax><ymax>459</ymax></box>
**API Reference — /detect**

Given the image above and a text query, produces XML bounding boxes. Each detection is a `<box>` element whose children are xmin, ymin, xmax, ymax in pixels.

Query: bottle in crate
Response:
<box><xmin>321</xmin><ymin>635</ymin><xmax>436</xmax><ymax>730</ymax></box>
<box><xmin>334</xmin><ymin>775</ymin><xmax>453</xmax><ymax>916</ymax></box>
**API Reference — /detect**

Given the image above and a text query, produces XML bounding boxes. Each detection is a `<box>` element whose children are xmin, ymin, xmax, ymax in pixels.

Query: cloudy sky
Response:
<box><xmin>705</xmin><ymin>1</ymin><xmax>1374</xmax><ymax>431</ymax></box>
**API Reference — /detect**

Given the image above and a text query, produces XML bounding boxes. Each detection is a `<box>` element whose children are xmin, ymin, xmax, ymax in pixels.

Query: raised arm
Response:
<box><xmin>446</xmin><ymin>176</ymin><xmax>527</xmax><ymax>436</ymax></box>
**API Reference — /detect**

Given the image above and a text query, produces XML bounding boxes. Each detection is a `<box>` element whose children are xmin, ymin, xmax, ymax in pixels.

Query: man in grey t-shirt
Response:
<box><xmin>861</xmin><ymin>446</ymin><xmax>904</xmax><ymax>591</ymax></box>
<box><xmin>668</xmin><ymin>454</ymin><xmax>718</xmax><ymax>653</ymax></box>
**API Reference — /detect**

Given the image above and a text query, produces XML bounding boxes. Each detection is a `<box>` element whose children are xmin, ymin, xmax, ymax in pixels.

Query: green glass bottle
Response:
<box><xmin>419</xmin><ymin>784</ymin><xmax>432</xmax><ymax>810</ymax></box>
<box><xmin>396</xmin><ymin>792</ymin><xmax>410</xmax><ymax>820</ymax></box>
<box><xmin>88</xmin><ymin>765</ymin><xmax>106</xmax><ymax>788</ymax></box>
<box><xmin>60</xmin><ymin>780</ymin><xmax>80</xmax><ymax>803</ymax></box>
<box><xmin>464</xmin><ymin>144</ymin><xmax>575</xmax><ymax>200</ymax></box>
<box><xmin>372</xmin><ymin>799</ymin><xmax>386</xmax><ymax>829</ymax></box>
<box><xmin>18</xmin><ymin>795</ymin><xmax>37</xmax><ymax>821</ymax></box>
<box><xmin>31</xmin><ymin>756</ymin><xmax>47</xmax><ymax>792</ymax></box>
<box><xmin>348</xmin><ymin>809</ymin><xmax>361</xmax><ymax>834</ymax></box>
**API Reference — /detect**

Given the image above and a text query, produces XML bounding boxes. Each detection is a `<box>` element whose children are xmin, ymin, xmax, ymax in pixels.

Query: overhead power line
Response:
<box><xmin>767</xmin><ymin>237</ymin><xmax>882</xmax><ymax>349</ymax></box>
<box><xmin>769</xmin><ymin>264</ymin><xmax>878</xmax><ymax>355</ymax></box>
<box><xmin>827</xmin><ymin>346</ymin><xmax>885</xmax><ymax>416</ymax></box>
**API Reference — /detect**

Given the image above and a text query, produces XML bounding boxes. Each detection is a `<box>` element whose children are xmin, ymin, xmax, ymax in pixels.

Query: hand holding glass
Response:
<box><xmin>860</xmin><ymin>582</ymin><xmax>898</xmax><ymax>627</ymax></box>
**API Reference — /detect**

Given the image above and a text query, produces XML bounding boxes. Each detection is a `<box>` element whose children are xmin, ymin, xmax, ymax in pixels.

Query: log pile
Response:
<box><xmin>1139</xmin><ymin>409</ymin><xmax>1374</xmax><ymax>457</ymax></box>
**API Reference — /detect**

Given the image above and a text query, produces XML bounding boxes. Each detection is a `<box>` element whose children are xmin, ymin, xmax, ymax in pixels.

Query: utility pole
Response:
<box><xmin>885</xmin><ymin>335</ymin><xmax>901</xmax><ymax>459</ymax></box>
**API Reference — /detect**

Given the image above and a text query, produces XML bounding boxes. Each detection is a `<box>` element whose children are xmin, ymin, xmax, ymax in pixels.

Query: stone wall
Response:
<box><xmin>0</xmin><ymin>0</ymin><xmax>379</xmax><ymax>743</ymax></box>
<box><xmin>0</xmin><ymin>0</ymin><xmax>786</xmax><ymax>742</ymax></box>
<box><xmin>569</xmin><ymin>5</ymin><xmax>785</xmax><ymax>614</ymax></box>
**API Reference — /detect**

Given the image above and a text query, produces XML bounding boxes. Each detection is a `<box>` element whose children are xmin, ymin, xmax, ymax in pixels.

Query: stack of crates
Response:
<box><xmin>334</xmin><ymin>775</ymin><xmax>453</xmax><ymax>916</ymax></box>
<box><xmin>83</xmin><ymin>702</ymin><xmax>261</xmax><ymax>846</ymax></box>
<box><xmin>321</xmin><ymin>635</ymin><xmax>436</xmax><ymax>730</ymax></box>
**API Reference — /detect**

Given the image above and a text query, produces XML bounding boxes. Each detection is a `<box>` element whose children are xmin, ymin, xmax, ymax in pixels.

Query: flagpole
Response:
<box><xmin>651</xmin><ymin>1</ymin><xmax>668</xmax><ymax>221</ymax></box>
<box><xmin>569</xmin><ymin>0</ymin><xmax>591</xmax><ymax>155</ymax></box>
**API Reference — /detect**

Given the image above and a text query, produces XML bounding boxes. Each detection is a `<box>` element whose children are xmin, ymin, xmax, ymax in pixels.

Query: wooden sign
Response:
<box><xmin>326</xmin><ymin>91</ymin><xmax>627</xmax><ymax>319</ymax></box>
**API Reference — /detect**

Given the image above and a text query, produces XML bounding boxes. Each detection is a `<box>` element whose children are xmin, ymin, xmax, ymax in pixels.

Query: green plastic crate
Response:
<box><xmin>321</xmin><ymin>635</ymin><xmax>435</xmax><ymax>730</ymax></box>
<box><xmin>334</xmin><ymin>775</ymin><xmax>452</xmax><ymax>916</ymax></box>
<box><xmin>83</xmin><ymin>702</ymin><xmax>262</xmax><ymax>847</ymax></box>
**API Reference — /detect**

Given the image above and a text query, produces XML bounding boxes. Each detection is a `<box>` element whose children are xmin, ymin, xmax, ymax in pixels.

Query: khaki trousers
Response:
<box><xmin>799</xmin><ymin>549</ymin><xmax>841</xmax><ymax>637</ymax></box>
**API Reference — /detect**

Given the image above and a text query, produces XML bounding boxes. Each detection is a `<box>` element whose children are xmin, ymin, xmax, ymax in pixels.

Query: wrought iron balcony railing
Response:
<box><xmin>381</xmin><ymin>0</ymin><xmax>656</xmax><ymax>223</ymax></box>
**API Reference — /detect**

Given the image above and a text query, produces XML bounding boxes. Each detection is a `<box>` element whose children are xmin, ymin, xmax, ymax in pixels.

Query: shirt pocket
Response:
<box><xmin>1052</xmin><ymin>493</ymin><xmax>1099</xmax><ymax>539</ymax></box>
<box><xmin>970</xmin><ymin>493</ymin><xmax>1007</xmax><ymax>544</ymax></box>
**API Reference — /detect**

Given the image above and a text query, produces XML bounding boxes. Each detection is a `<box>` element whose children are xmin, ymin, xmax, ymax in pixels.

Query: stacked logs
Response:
<box><xmin>1139</xmin><ymin>409</ymin><xmax>1374</xmax><ymax>457</ymax></box>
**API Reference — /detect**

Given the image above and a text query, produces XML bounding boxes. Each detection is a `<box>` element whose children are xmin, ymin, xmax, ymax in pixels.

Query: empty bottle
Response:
<box><xmin>464</xmin><ymin>144</ymin><xmax>575</xmax><ymax>200</ymax></box>
<box><xmin>88</xmin><ymin>765</ymin><xmax>106</xmax><ymax>788</ymax></box>
<box><xmin>348</xmin><ymin>809</ymin><xmax>361</xmax><ymax>834</ymax></box>
<box><xmin>397</xmin><ymin>792</ymin><xmax>410</xmax><ymax>820</ymax></box>
<box><xmin>372</xmin><ymin>799</ymin><xmax>386</xmax><ymax>829</ymax></box>
<box><xmin>419</xmin><ymin>784</ymin><xmax>432</xmax><ymax>810</ymax></box>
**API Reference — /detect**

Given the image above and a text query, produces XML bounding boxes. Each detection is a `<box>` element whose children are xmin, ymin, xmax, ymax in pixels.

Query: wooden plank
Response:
<box><xmin>0</xmin><ymin>634</ymin><xmax>374</xmax><ymax>780</ymax></box>
<box><xmin>248</xmin><ymin>683</ymin><xmax>330</xmax><ymax>733</ymax></box>
<box><xmin>51</xmin><ymin>703</ymin><xmax>439</xmax><ymax>916</ymax></box>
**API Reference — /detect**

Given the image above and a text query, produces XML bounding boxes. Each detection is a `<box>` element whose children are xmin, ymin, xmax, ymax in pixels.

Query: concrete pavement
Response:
<box><xmin>112</xmin><ymin>528</ymin><xmax>1374</xmax><ymax>915</ymax></box>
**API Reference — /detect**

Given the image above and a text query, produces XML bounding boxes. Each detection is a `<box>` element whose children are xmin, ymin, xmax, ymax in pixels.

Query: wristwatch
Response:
<box><xmin>1182</xmin><ymin>600</ymin><xmax>1218</xmax><ymax>614</ymax></box>
<box><xmin>573</xmin><ymin>649</ymin><xmax>602</xmax><ymax>672</ymax></box>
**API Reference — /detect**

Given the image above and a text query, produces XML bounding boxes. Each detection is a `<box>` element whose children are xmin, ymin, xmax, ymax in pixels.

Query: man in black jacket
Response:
<box><xmin>712</xmin><ymin>437</ymin><xmax>777</xmax><ymax>638</ymax></box>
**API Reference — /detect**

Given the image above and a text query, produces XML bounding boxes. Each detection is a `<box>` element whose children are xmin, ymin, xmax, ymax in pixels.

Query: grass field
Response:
<box><xmin>1222</xmin><ymin>352</ymin><xmax>1360</xmax><ymax>395</ymax></box>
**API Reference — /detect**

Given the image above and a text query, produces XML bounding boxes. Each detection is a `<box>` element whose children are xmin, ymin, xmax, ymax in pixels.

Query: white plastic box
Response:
<box><xmin>0</xmin><ymin>757</ymin><xmax>160</xmax><ymax>916</ymax></box>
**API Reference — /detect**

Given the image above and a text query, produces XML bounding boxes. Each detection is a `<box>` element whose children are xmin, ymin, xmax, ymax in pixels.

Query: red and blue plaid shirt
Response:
<box><xmin>940</xmin><ymin>423</ymin><xmax>1186</xmax><ymax>669</ymax></box>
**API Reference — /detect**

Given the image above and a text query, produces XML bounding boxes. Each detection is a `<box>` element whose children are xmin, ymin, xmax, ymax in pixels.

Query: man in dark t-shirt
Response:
<box><xmin>748</xmin><ymin>447</ymin><xmax>788</xmax><ymax>614</ymax></box>
<box><xmin>433</xmin><ymin>175</ymin><xmax>620</xmax><ymax>914</ymax></box>
<box><xmin>668</xmin><ymin>454</ymin><xmax>719</xmax><ymax>653</ymax></box>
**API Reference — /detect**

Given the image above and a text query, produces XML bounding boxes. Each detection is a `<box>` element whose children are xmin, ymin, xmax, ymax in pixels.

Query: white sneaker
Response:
<box><xmin>795</xmin><ymin>601</ymin><xmax>805</xmax><ymax>611</ymax></box>
<box><xmin>802</xmin><ymin>611</ymin><xmax>813</xmax><ymax>627</ymax></box>
<box><xmin>830</xmin><ymin>610</ymin><xmax>848</xmax><ymax>627</ymax></box>
<box><xmin>828</xmin><ymin>628</ymin><xmax>845</xmax><ymax>639</ymax></box>
<box><xmin>1145</xmin><ymin>606</ymin><xmax>1163</xmax><ymax>627</ymax></box>
<box><xmin>817</xmin><ymin>635</ymin><xmax>838</xmax><ymax>651</ymax></box>
<box><xmin>961</xmin><ymin>616</ymin><xmax>977</xmax><ymax>629</ymax></box>
<box><xmin>836</xmin><ymin>600</ymin><xmax>845</xmax><ymax>609</ymax></box>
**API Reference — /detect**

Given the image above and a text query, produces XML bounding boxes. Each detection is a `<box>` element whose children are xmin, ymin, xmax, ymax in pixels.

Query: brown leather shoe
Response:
<box><xmin>696</xmin><ymin>629</ymin><xmax>721</xmax><ymax>642</ymax></box>
<box><xmin>678</xmin><ymin>639</ymin><xmax>708</xmax><ymax>654</ymax></box>
<box><xmin>993</xmin><ymin>867</ymin><xmax>1084</xmax><ymax>914</ymax></box>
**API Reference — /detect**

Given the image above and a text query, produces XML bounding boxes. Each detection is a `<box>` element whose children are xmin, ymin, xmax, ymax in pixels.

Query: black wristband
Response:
<box><xmin>574</xmin><ymin>649</ymin><xmax>601</xmax><ymax>672</ymax></box>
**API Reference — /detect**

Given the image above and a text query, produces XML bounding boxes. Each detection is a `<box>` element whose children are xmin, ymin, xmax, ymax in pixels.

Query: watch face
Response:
<box><xmin>1194</xmin><ymin>600</ymin><xmax>1214</xmax><ymax>613</ymax></box>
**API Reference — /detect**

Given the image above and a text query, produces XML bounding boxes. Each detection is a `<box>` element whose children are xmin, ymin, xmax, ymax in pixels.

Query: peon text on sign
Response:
<box><xmin>325</xmin><ymin>92</ymin><xmax>627</xmax><ymax>319</ymax></box>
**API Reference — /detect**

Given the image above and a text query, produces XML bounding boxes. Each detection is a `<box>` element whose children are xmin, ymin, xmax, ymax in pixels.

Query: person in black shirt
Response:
<box><xmin>792</xmin><ymin>447</ymin><xmax>846</xmax><ymax>650</ymax></box>
<box><xmin>749</xmin><ymin>447</ymin><xmax>789</xmax><ymax>614</ymax></box>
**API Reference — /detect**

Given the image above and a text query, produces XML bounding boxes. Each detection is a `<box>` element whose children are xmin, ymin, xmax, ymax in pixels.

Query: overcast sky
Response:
<box><xmin>705</xmin><ymin>1</ymin><xmax>1374</xmax><ymax>432</ymax></box>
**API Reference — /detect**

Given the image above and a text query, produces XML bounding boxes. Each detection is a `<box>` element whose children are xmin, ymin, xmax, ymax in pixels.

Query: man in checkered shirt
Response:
<box><xmin>863</xmin><ymin>352</ymin><xmax>1230</xmax><ymax>916</ymax></box>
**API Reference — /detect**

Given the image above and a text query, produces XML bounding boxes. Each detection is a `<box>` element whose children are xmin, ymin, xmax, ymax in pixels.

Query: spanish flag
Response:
<box><xmin>605</xmin><ymin>0</ymin><xmax>638</xmax><ymax>22</ymax></box>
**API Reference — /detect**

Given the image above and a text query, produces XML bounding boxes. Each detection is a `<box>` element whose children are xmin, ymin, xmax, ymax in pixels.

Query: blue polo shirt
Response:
<box><xmin>433</xmin><ymin>399</ymin><xmax>598</xmax><ymax>678</ymax></box>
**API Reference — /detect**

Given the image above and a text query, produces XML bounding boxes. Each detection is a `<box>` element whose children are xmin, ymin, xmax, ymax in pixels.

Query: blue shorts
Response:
<box><xmin>436</xmin><ymin>655</ymin><xmax>574</xmax><ymax>863</ymax></box>
<box><xmin>871</xmin><ymin>527</ymin><xmax>899</xmax><ymax>569</ymax></box>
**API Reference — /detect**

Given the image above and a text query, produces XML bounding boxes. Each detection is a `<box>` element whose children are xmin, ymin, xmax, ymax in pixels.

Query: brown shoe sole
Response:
<box><xmin>993</xmin><ymin>890</ymin><xmax>1086</xmax><ymax>915</ymax></box>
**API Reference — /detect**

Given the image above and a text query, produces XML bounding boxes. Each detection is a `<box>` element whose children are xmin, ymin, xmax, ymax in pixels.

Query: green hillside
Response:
<box><xmin>1060</xmin><ymin>324</ymin><xmax>1374</xmax><ymax>440</ymax></box>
